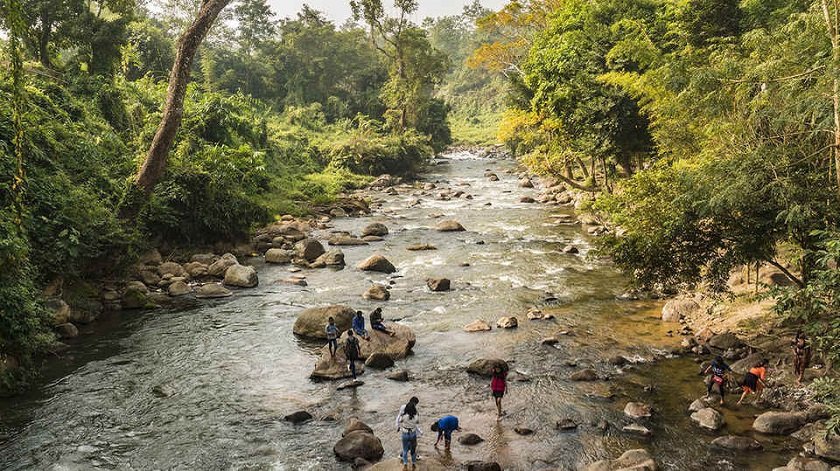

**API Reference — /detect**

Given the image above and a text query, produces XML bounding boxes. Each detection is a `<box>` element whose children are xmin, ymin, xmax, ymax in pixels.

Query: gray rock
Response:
<box><xmin>158</xmin><ymin>261</ymin><xmax>187</xmax><ymax>278</ymax></box>
<box><xmin>426</xmin><ymin>278</ymin><xmax>451</xmax><ymax>291</ymax></box>
<box><xmin>55</xmin><ymin>322</ymin><xmax>79</xmax><ymax>339</ymax></box>
<box><xmin>386</xmin><ymin>370</ymin><xmax>409</xmax><ymax>381</ymax></box>
<box><xmin>363</xmin><ymin>284</ymin><xmax>390</xmax><ymax>301</ymax></box>
<box><xmin>466</xmin><ymin>358</ymin><xmax>508</xmax><ymax>377</ymax></box>
<box><xmin>361</xmin><ymin>223</ymin><xmax>389</xmax><ymax>237</ymax></box>
<box><xmin>464</xmin><ymin>320</ymin><xmax>492</xmax><ymax>332</ymax></box>
<box><xmin>624</xmin><ymin>402</ymin><xmax>652</xmax><ymax>419</ymax></box>
<box><xmin>328</xmin><ymin>236</ymin><xmax>369</xmax><ymax>246</ymax></box>
<box><xmin>753</xmin><ymin>411</ymin><xmax>808</xmax><ymax>435</ymax></box>
<box><xmin>284</xmin><ymin>410</ymin><xmax>313</xmax><ymax>424</ymax></box>
<box><xmin>265</xmin><ymin>249</ymin><xmax>293</xmax><ymax>264</ymax></box>
<box><xmin>139</xmin><ymin>249</ymin><xmax>162</xmax><ymax>266</ymax></box>
<box><xmin>224</xmin><ymin>264</ymin><xmax>258</xmax><ymax>288</ymax></box>
<box><xmin>496</xmin><ymin>316</ymin><xmax>518</xmax><ymax>329</ymax></box>
<box><xmin>458</xmin><ymin>433</ymin><xmax>484</xmax><ymax>445</ymax></box>
<box><xmin>691</xmin><ymin>407</ymin><xmax>725</xmax><ymax>431</ymax></box>
<box><xmin>708</xmin><ymin>332</ymin><xmax>744</xmax><ymax>350</ymax></box>
<box><xmin>184</xmin><ymin>261</ymin><xmax>208</xmax><ymax>277</ymax></box>
<box><xmin>435</xmin><ymin>219</ymin><xmax>465</xmax><ymax>232</ymax></box>
<box><xmin>333</xmin><ymin>429</ymin><xmax>383</xmax><ymax>462</ymax></box>
<box><xmin>356</xmin><ymin>254</ymin><xmax>396</xmax><ymax>273</ymax></box>
<box><xmin>711</xmin><ymin>435</ymin><xmax>762</xmax><ymax>451</ymax></box>
<box><xmin>190</xmin><ymin>253</ymin><xmax>217</xmax><ymax>265</ymax></box>
<box><xmin>622</xmin><ymin>424</ymin><xmax>653</xmax><ymax>438</ymax></box>
<box><xmin>168</xmin><ymin>280</ymin><xmax>192</xmax><ymax>297</ymax></box>
<box><xmin>295</xmin><ymin>238</ymin><xmax>326</xmax><ymax>262</ymax></box>
<box><xmin>464</xmin><ymin>462</ymin><xmax>500</xmax><ymax>471</ymax></box>
<box><xmin>208</xmin><ymin>253</ymin><xmax>238</xmax><ymax>277</ymax></box>
<box><xmin>293</xmin><ymin>305</ymin><xmax>355</xmax><ymax>339</ymax></box>
<box><xmin>122</xmin><ymin>281</ymin><xmax>151</xmax><ymax>309</ymax></box>
<box><xmin>337</xmin><ymin>379</ymin><xmax>364</xmax><ymax>390</ymax></box>
<box><xmin>314</xmin><ymin>248</ymin><xmax>345</xmax><ymax>267</ymax></box>
<box><xmin>365</xmin><ymin>352</ymin><xmax>394</xmax><ymax>369</ymax></box>
<box><xmin>406</xmin><ymin>243</ymin><xmax>437</xmax><ymax>251</ymax></box>
<box><xmin>195</xmin><ymin>283</ymin><xmax>232</xmax><ymax>298</ymax></box>
<box><xmin>662</xmin><ymin>299</ymin><xmax>700</xmax><ymax>322</ymax></box>
<box><xmin>815</xmin><ymin>431</ymin><xmax>840</xmax><ymax>462</ymax></box>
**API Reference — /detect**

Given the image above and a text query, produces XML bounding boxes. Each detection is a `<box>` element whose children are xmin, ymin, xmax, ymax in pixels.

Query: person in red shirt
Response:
<box><xmin>490</xmin><ymin>365</ymin><xmax>507</xmax><ymax>418</ymax></box>
<box><xmin>737</xmin><ymin>359</ymin><xmax>768</xmax><ymax>405</ymax></box>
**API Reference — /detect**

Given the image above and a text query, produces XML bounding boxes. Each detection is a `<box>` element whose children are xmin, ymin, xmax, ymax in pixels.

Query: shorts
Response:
<box><xmin>492</xmin><ymin>390</ymin><xmax>505</xmax><ymax>398</ymax></box>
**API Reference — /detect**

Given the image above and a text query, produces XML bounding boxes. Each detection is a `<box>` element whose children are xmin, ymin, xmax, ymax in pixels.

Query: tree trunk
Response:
<box><xmin>133</xmin><ymin>0</ymin><xmax>231</xmax><ymax>195</ymax></box>
<box><xmin>38</xmin><ymin>10</ymin><xmax>52</xmax><ymax>68</ymax></box>
<box><xmin>821</xmin><ymin>0</ymin><xmax>840</xmax><ymax>195</ymax></box>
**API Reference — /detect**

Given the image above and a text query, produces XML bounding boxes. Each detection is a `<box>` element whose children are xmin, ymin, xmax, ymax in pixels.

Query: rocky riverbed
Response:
<box><xmin>0</xmin><ymin>150</ymin><xmax>835</xmax><ymax>470</ymax></box>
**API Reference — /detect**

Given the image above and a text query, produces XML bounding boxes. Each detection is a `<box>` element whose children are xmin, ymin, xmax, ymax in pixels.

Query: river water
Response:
<box><xmin>0</xmin><ymin>151</ymin><xmax>792</xmax><ymax>470</ymax></box>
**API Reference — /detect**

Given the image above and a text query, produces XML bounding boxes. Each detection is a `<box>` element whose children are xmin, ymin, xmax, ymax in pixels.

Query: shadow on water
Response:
<box><xmin>0</xmin><ymin>151</ymin><xmax>798</xmax><ymax>470</ymax></box>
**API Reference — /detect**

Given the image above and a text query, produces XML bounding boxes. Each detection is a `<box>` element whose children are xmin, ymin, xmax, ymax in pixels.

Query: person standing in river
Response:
<box><xmin>352</xmin><ymin>311</ymin><xmax>370</xmax><ymax>340</ymax></box>
<box><xmin>703</xmin><ymin>356</ymin><xmax>732</xmax><ymax>405</ymax></box>
<box><xmin>325</xmin><ymin>317</ymin><xmax>339</xmax><ymax>357</ymax></box>
<box><xmin>397</xmin><ymin>402</ymin><xmax>420</xmax><ymax>470</ymax></box>
<box><xmin>345</xmin><ymin>329</ymin><xmax>361</xmax><ymax>379</ymax></box>
<box><xmin>792</xmin><ymin>332</ymin><xmax>812</xmax><ymax>385</ymax></box>
<box><xmin>490</xmin><ymin>365</ymin><xmax>507</xmax><ymax>418</ymax></box>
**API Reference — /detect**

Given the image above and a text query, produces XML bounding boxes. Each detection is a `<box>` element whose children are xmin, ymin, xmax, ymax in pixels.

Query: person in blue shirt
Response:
<box><xmin>431</xmin><ymin>415</ymin><xmax>460</xmax><ymax>450</ymax></box>
<box><xmin>352</xmin><ymin>311</ymin><xmax>369</xmax><ymax>340</ymax></box>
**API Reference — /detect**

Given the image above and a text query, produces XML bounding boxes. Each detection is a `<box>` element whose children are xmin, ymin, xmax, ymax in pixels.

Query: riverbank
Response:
<box><xmin>0</xmin><ymin>149</ymin><xmax>836</xmax><ymax>470</ymax></box>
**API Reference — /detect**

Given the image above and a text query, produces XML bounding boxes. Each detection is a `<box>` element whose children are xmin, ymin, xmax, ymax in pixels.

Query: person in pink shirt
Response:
<box><xmin>490</xmin><ymin>365</ymin><xmax>507</xmax><ymax>418</ymax></box>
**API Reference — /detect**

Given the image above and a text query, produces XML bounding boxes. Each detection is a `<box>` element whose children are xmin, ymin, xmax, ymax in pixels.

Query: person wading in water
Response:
<box><xmin>490</xmin><ymin>365</ymin><xmax>507</xmax><ymax>418</ymax></box>
<box><xmin>703</xmin><ymin>356</ymin><xmax>732</xmax><ymax>405</ymax></box>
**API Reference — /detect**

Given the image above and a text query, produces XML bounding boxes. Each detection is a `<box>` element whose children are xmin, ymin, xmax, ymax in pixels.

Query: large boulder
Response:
<box><xmin>814</xmin><ymin>431</ymin><xmax>840</xmax><ymax>462</ymax></box>
<box><xmin>122</xmin><ymin>281</ymin><xmax>151</xmax><ymax>309</ymax></box>
<box><xmin>293</xmin><ymin>305</ymin><xmax>355</xmax><ymax>339</ymax></box>
<box><xmin>311</xmin><ymin>323</ymin><xmax>414</xmax><ymax>380</ymax></box>
<box><xmin>357</xmin><ymin>254</ymin><xmax>396</xmax><ymax>273</ymax></box>
<box><xmin>344</xmin><ymin>417</ymin><xmax>373</xmax><ymax>436</ymax></box>
<box><xmin>708</xmin><ymin>332</ymin><xmax>744</xmax><ymax>351</ymax></box>
<box><xmin>184</xmin><ymin>261</ymin><xmax>209</xmax><ymax>277</ymax></box>
<box><xmin>265</xmin><ymin>249</ymin><xmax>293</xmax><ymax>264</ymax></box>
<box><xmin>314</xmin><ymin>249</ymin><xmax>345</xmax><ymax>267</ymax></box>
<box><xmin>691</xmin><ymin>407</ymin><xmax>725</xmax><ymax>431</ymax></box>
<box><xmin>168</xmin><ymin>280</ymin><xmax>192</xmax><ymax>297</ymax></box>
<box><xmin>295</xmin><ymin>238</ymin><xmax>326</xmax><ymax>262</ymax></box>
<box><xmin>224</xmin><ymin>264</ymin><xmax>258</xmax><ymax>288</ymax></box>
<box><xmin>624</xmin><ymin>402</ymin><xmax>652</xmax><ymax>420</ymax></box>
<box><xmin>466</xmin><ymin>358</ymin><xmax>508</xmax><ymax>377</ymax></box>
<box><xmin>458</xmin><ymin>433</ymin><xmax>485</xmax><ymax>445</ymax></box>
<box><xmin>328</xmin><ymin>236</ymin><xmax>369</xmax><ymax>246</ymax></box>
<box><xmin>46</xmin><ymin>298</ymin><xmax>71</xmax><ymax>325</ymax></box>
<box><xmin>284</xmin><ymin>411</ymin><xmax>313</xmax><ymax>424</ymax></box>
<box><xmin>363</xmin><ymin>284</ymin><xmax>390</xmax><ymax>301</ymax></box>
<box><xmin>158</xmin><ymin>261</ymin><xmax>187</xmax><ymax>278</ymax></box>
<box><xmin>583</xmin><ymin>449</ymin><xmax>657</xmax><ymax>471</ymax></box>
<box><xmin>365</xmin><ymin>352</ymin><xmax>395</xmax><ymax>369</ymax></box>
<box><xmin>195</xmin><ymin>283</ymin><xmax>232</xmax><ymax>298</ymax></box>
<box><xmin>55</xmin><ymin>323</ymin><xmax>79</xmax><ymax>339</ymax></box>
<box><xmin>334</xmin><ymin>430</ymin><xmax>384</xmax><ymax>462</ymax></box>
<box><xmin>753</xmin><ymin>411</ymin><xmax>808</xmax><ymax>435</ymax></box>
<box><xmin>435</xmin><ymin>219</ymin><xmax>465</xmax><ymax>232</ymax></box>
<box><xmin>661</xmin><ymin>299</ymin><xmax>700</xmax><ymax>322</ymax></box>
<box><xmin>775</xmin><ymin>456</ymin><xmax>834</xmax><ymax>471</ymax></box>
<box><xmin>208</xmin><ymin>253</ymin><xmax>238</xmax><ymax>277</ymax></box>
<box><xmin>139</xmin><ymin>248</ymin><xmax>163</xmax><ymax>266</ymax></box>
<box><xmin>711</xmin><ymin>435</ymin><xmax>763</xmax><ymax>451</ymax></box>
<box><xmin>362</xmin><ymin>223</ymin><xmax>389</xmax><ymax>237</ymax></box>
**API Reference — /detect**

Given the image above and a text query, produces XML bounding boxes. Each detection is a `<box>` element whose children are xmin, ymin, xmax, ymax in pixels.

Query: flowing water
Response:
<box><xmin>0</xmin><ymin>151</ymin><xmax>793</xmax><ymax>470</ymax></box>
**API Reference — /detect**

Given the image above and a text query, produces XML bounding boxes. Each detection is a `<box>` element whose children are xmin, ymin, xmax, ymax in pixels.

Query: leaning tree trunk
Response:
<box><xmin>133</xmin><ymin>0</ymin><xmax>230</xmax><ymax>195</ymax></box>
<box><xmin>821</xmin><ymin>0</ymin><xmax>840</xmax><ymax>196</ymax></box>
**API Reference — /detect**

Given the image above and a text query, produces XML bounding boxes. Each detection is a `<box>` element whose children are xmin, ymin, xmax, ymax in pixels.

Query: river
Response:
<box><xmin>0</xmin><ymin>150</ymin><xmax>792</xmax><ymax>470</ymax></box>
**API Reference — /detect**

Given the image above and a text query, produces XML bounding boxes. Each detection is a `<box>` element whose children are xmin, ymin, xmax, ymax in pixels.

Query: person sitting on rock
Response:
<box><xmin>431</xmin><ymin>415</ymin><xmax>460</xmax><ymax>450</ymax></box>
<box><xmin>738</xmin><ymin>358</ymin><xmax>768</xmax><ymax>405</ymax></box>
<box><xmin>369</xmin><ymin>308</ymin><xmax>396</xmax><ymax>337</ymax></box>
<box><xmin>352</xmin><ymin>311</ymin><xmax>370</xmax><ymax>340</ymax></box>
<box><xmin>345</xmin><ymin>330</ymin><xmax>361</xmax><ymax>379</ymax></box>
<box><xmin>703</xmin><ymin>356</ymin><xmax>732</xmax><ymax>405</ymax></box>
<box><xmin>325</xmin><ymin>316</ymin><xmax>339</xmax><ymax>357</ymax></box>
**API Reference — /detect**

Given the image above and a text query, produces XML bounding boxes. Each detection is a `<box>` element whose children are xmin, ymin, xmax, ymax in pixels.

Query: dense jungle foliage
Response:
<box><xmin>472</xmin><ymin>0</ymin><xmax>840</xmax><ymax>414</ymax></box>
<box><xmin>0</xmin><ymin>0</ymin><xmax>501</xmax><ymax>391</ymax></box>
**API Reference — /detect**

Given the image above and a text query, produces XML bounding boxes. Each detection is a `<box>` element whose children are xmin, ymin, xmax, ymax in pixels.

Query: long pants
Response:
<box><xmin>401</xmin><ymin>432</ymin><xmax>417</xmax><ymax>464</ymax></box>
<box><xmin>348</xmin><ymin>360</ymin><xmax>357</xmax><ymax>379</ymax></box>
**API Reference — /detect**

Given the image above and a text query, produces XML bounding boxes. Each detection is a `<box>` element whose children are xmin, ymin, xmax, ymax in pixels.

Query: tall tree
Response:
<box><xmin>130</xmin><ymin>0</ymin><xmax>231</xmax><ymax>199</ymax></box>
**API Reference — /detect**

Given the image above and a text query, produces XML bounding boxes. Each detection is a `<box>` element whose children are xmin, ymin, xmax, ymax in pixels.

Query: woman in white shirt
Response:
<box><xmin>397</xmin><ymin>402</ymin><xmax>420</xmax><ymax>470</ymax></box>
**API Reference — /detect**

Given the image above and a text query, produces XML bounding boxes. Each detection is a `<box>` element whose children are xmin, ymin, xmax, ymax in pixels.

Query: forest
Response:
<box><xmin>2</xmin><ymin>0</ymin><xmax>840</xmax><ymax>445</ymax></box>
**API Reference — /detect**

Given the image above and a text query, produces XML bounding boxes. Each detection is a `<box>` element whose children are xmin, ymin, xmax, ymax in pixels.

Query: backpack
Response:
<box><xmin>345</xmin><ymin>337</ymin><xmax>359</xmax><ymax>359</ymax></box>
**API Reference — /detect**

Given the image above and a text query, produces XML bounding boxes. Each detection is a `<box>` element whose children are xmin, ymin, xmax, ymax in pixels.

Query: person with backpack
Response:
<box><xmin>703</xmin><ymin>356</ymin><xmax>732</xmax><ymax>405</ymax></box>
<box><xmin>345</xmin><ymin>330</ymin><xmax>361</xmax><ymax>379</ymax></box>
<box><xmin>397</xmin><ymin>402</ymin><xmax>420</xmax><ymax>470</ymax></box>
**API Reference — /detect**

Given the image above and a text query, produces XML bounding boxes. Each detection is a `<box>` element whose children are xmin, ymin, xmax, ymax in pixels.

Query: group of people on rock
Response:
<box><xmin>324</xmin><ymin>308</ymin><xmax>397</xmax><ymax>379</ymax></box>
<box><xmin>701</xmin><ymin>331</ymin><xmax>812</xmax><ymax>406</ymax></box>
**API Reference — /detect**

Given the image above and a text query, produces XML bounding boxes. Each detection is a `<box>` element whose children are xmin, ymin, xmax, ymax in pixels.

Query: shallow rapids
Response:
<box><xmin>0</xmin><ymin>151</ymin><xmax>790</xmax><ymax>470</ymax></box>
